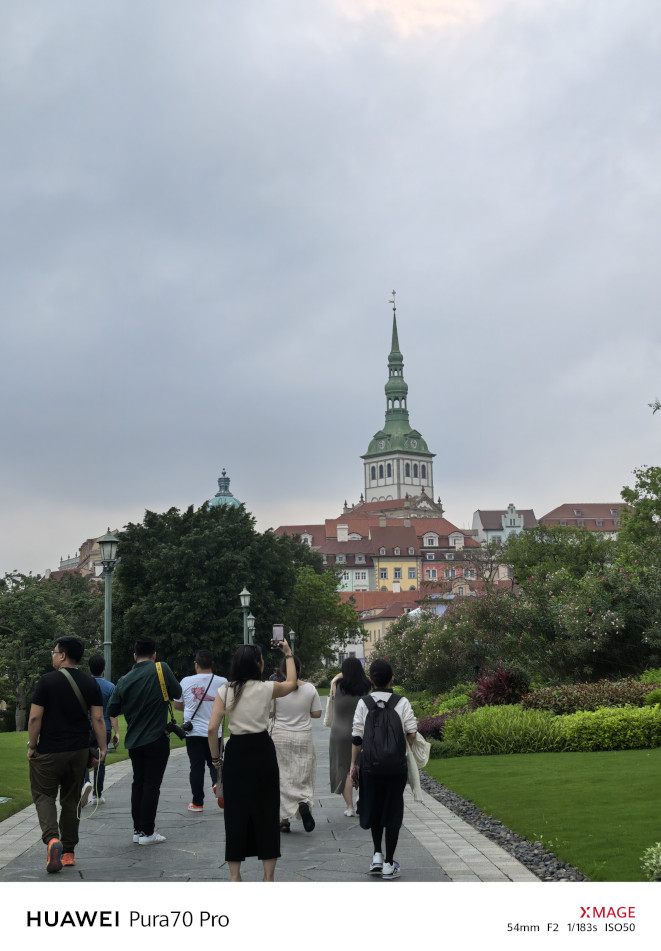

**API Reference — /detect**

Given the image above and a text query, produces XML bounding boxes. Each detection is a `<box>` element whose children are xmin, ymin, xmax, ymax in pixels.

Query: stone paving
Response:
<box><xmin>0</xmin><ymin>714</ymin><xmax>539</xmax><ymax>883</ymax></box>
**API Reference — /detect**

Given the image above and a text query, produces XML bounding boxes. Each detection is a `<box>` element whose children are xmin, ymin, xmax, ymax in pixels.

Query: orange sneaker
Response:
<box><xmin>46</xmin><ymin>838</ymin><xmax>62</xmax><ymax>873</ymax></box>
<box><xmin>62</xmin><ymin>852</ymin><xmax>75</xmax><ymax>867</ymax></box>
<box><xmin>187</xmin><ymin>803</ymin><xmax>203</xmax><ymax>812</ymax></box>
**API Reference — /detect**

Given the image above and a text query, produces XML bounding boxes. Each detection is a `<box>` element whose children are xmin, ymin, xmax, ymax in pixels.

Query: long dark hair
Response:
<box><xmin>279</xmin><ymin>654</ymin><xmax>301</xmax><ymax>688</ymax></box>
<box><xmin>227</xmin><ymin>644</ymin><xmax>263</xmax><ymax>707</ymax></box>
<box><xmin>338</xmin><ymin>657</ymin><xmax>370</xmax><ymax>697</ymax></box>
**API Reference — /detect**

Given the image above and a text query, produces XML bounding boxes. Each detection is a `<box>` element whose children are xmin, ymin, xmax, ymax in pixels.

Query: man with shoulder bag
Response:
<box><xmin>107</xmin><ymin>636</ymin><xmax>181</xmax><ymax>845</ymax></box>
<box><xmin>27</xmin><ymin>636</ymin><xmax>107</xmax><ymax>873</ymax></box>
<box><xmin>173</xmin><ymin>649</ymin><xmax>227</xmax><ymax>812</ymax></box>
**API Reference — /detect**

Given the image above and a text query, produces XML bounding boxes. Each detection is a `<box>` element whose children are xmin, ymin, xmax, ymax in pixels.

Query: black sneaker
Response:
<box><xmin>298</xmin><ymin>801</ymin><xmax>315</xmax><ymax>832</ymax></box>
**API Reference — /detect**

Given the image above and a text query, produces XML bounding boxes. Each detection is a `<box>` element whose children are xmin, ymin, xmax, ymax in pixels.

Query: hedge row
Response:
<box><xmin>435</xmin><ymin>703</ymin><xmax>661</xmax><ymax>757</ymax></box>
<box><xmin>521</xmin><ymin>679</ymin><xmax>661</xmax><ymax>715</ymax></box>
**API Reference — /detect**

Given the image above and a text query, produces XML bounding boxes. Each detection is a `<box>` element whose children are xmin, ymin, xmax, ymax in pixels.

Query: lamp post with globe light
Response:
<box><xmin>239</xmin><ymin>587</ymin><xmax>251</xmax><ymax>645</ymax></box>
<box><xmin>98</xmin><ymin>529</ymin><xmax>119</xmax><ymax>681</ymax></box>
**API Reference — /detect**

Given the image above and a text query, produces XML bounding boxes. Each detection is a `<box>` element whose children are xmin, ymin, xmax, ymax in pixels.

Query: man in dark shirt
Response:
<box><xmin>107</xmin><ymin>636</ymin><xmax>181</xmax><ymax>845</ymax></box>
<box><xmin>27</xmin><ymin>636</ymin><xmax>106</xmax><ymax>874</ymax></box>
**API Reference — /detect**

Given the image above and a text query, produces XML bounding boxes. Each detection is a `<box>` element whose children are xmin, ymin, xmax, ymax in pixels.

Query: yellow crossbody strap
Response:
<box><xmin>155</xmin><ymin>662</ymin><xmax>169</xmax><ymax>702</ymax></box>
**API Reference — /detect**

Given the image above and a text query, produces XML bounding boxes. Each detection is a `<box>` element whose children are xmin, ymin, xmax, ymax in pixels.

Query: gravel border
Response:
<box><xmin>419</xmin><ymin>770</ymin><xmax>588</xmax><ymax>882</ymax></box>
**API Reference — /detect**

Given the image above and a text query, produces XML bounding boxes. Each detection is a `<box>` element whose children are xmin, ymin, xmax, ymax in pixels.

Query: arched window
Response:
<box><xmin>371</xmin><ymin>466</ymin><xmax>376</xmax><ymax>481</ymax></box>
<box><xmin>421</xmin><ymin>465</ymin><xmax>426</xmax><ymax>479</ymax></box>
<box><xmin>386</xmin><ymin>463</ymin><xmax>392</xmax><ymax>478</ymax></box>
<box><xmin>379</xmin><ymin>464</ymin><xmax>384</xmax><ymax>479</ymax></box>
<box><xmin>413</xmin><ymin>464</ymin><xmax>419</xmax><ymax>478</ymax></box>
<box><xmin>405</xmin><ymin>462</ymin><xmax>410</xmax><ymax>478</ymax></box>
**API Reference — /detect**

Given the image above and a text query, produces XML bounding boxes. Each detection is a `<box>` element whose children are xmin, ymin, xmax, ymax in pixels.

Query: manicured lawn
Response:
<box><xmin>426</xmin><ymin>748</ymin><xmax>661</xmax><ymax>881</ymax></box>
<box><xmin>0</xmin><ymin>714</ymin><xmax>187</xmax><ymax>823</ymax></box>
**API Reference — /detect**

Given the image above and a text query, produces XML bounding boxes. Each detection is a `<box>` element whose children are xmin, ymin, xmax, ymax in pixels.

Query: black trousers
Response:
<box><xmin>128</xmin><ymin>734</ymin><xmax>170</xmax><ymax>836</ymax></box>
<box><xmin>185</xmin><ymin>735</ymin><xmax>218</xmax><ymax>806</ymax></box>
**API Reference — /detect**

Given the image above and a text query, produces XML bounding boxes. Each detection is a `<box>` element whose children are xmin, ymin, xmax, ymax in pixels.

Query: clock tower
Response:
<box><xmin>362</xmin><ymin>301</ymin><xmax>435</xmax><ymax>502</ymax></box>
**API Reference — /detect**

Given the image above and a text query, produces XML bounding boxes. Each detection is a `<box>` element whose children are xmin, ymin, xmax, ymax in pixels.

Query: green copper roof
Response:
<box><xmin>208</xmin><ymin>469</ymin><xmax>242</xmax><ymax>508</ymax></box>
<box><xmin>362</xmin><ymin>312</ymin><xmax>434</xmax><ymax>459</ymax></box>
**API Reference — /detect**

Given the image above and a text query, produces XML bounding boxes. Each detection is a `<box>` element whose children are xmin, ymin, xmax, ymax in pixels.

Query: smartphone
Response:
<box><xmin>272</xmin><ymin>624</ymin><xmax>284</xmax><ymax>642</ymax></box>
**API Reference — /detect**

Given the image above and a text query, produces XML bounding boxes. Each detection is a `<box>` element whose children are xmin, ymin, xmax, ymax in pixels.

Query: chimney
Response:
<box><xmin>404</xmin><ymin>518</ymin><xmax>411</xmax><ymax>527</ymax></box>
<box><xmin>337</xmin><ymin>524</ymin><xmax>348</xmax><ymax>543</ymax></box>
<box><xmin>379</xmin><ymin>515</ymin><xmax>386</xmax><ymax>528</ymax></box>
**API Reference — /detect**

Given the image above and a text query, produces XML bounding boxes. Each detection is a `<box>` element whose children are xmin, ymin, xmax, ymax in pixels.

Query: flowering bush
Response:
<box><xmin>641</xmin><ymin>842</ymin><xmax>661</xmax><ymax>881</ymax></box>
<box><xmin>417</xmin><ymin>709</ymin><xmax>467</xmax><ymax>740</ymax></box>
<box><xmin>521</xmin><ymin>680</ymin><xmax>661</xmax><ymax>715</ymax></box>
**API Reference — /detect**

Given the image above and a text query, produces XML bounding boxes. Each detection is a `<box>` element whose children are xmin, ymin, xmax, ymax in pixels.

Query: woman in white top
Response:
<box><xmin>270</xmin><ymin>655</ymin><xmax>322</xmax><ymax>833</ymax></box>
<box><xmin>207</xmin><ymin>639</ymin><xmax>297</xmax><ymax>882</ymax></box>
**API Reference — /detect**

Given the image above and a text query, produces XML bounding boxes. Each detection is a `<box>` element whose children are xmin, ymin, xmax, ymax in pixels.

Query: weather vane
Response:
<box><xmin>389</xmin><ymin>289</ymin><xmax>396</xmax><ymax>315</ymax></box>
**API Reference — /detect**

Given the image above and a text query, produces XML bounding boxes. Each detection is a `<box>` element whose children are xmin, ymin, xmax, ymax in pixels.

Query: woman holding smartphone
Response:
<box><xmin>207</xmin><ymin>637</ymin><xmax>297</xmax><ymax>882</ymax></box>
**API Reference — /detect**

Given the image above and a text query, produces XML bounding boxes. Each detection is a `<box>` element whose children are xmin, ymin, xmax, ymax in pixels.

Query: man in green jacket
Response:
<box><xmin>107</xmin><ymin>636</ymin><xmax>181</xmax><ymax>845</ymax></box>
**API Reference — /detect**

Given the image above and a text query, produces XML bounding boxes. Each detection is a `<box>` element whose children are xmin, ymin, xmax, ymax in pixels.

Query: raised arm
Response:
<box><xmin>271</xmin><ymin>639</ymin><xmax>297</xmax><ymax>698</ymax></box>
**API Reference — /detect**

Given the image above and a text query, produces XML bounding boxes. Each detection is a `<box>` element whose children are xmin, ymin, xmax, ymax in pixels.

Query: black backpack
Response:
<box><xmin>360</xmin><ymin>693</ymin><xmax>407</xmax><ymax>777</ymax></box>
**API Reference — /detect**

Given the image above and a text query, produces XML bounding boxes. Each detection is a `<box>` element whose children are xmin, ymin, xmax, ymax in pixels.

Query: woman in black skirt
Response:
<box><xmin>207</xmin><ymin>638</ymin><xmax>297</xmax><ymax>881</ymax></box>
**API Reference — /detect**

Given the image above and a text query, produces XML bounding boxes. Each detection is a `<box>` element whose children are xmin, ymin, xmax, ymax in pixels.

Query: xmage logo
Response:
<box><xmin>580</xmin><ymin>907</ymin><xmax>635</xmax><ymax>920</ymax></box>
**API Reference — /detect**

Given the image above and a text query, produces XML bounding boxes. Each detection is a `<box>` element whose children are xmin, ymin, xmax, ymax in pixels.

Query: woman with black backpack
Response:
<box><xmin>350</xmin><ymin>658</ymin><xmax>417</xmax><ymax>881</ymax></box>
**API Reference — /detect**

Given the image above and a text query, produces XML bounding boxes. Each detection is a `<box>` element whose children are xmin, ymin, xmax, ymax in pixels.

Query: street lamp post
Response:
<box><xmin>239</xmin><ymin>587</ymin><xmax>251</xmax><ymax>645</ymax></box>
<box><xmin>289</xmin><ymin>629</ymin><xmax>295</xmax><ymax>656</ymax></box>
<box><xmin>98</xmin><ymin>529</ymin><xmax>119</xmax><ymax>681</ymax></box>
<box><xmin>247</xmin><ymin>613</ymin><xmax>255</xmax><ymax>646</ymax></box>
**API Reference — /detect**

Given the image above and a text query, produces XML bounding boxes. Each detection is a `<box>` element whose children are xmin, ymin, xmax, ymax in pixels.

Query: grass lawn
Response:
<box><xmin>427</xmin><ymin>748</ymin><xmax>661</xmax><ymax>881</ymax></box>
<box><xmin>0</xmin><ymin>714</ymin><xmax>187</xmax><ymax>823</ymax></box>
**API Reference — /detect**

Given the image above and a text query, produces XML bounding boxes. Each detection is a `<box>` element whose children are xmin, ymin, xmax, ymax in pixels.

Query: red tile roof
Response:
<box><xmin>539</xmin><ymin>503</ymin><xmax>630</xmax><ymax>531</ymax></box>
<box><xmin>475</xmin><ymin>509</ymin><xmax>538</xmax><ymax>530</ymax></box>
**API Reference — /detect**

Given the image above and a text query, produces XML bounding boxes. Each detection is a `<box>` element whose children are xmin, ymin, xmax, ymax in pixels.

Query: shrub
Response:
<box><xmin>311</xmin><ymin>666</ymin><xmax>341</xmax><ymax>689</ymax></box>
<box><xmin>640</xmin><ymin>667</ymin><xmax>661</xmax><ymax>684</ymax></box>
<box><xmin>417</xmin><ymin>708</ymin><xmax>467</xmax><ymax>741</ymax></box>
<box><xmin>470</xmin><ymin>666</ymin><xmax>531</xmax><ymax>707</ymax></box>
<box><xmin>436</xmin><ymin>694</ymin><xmax>471</xmax><ymax>714</ymax></box>
<box><xmin>557</xmin><ymin>705</ymin><xmax>661</xmax><ymax>752</ymax></box>
<box><xmin>441</xmin><ymin>705</ymin><xmax>562</xmax><ymax>756</ymax></box>
<box><xmin>522</xmin><ymin>679</ymin><xmax>661</xmax><ymax>714</ymax></box>
<box><xmin>428</xmin><ymin>738</ymin><xmax>445</xmax><ymax>759</ymax></box>
<box><xmin>643</xmin><ymin>689</ymin><xmax>661</xmax><ymax>706</ymax></box>
<box><xmin>641</xmin><ymin>842</ymin><xmax>661</xmax><ymax>882</ymax></box>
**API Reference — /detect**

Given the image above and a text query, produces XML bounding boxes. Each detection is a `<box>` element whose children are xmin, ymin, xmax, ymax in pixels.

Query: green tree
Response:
<box><xmin>0</xmin><ymin>573</ymin><xmax>69</xmax><ymax>730</ymax></box>
<box><xmin>113</xmin><ymin>503</ymin><xmax>330</xmax><ymax>678</ymax></box>
<box><xmin>620</xmin><ymin>465</ymin><xmax>661</xmax><ymax>559</ymax></box>
<box><xmin>282</xmin><ymin>566</ymin><xmax>363</xmax><ymax>668</ymax></box>
<box><xmin>505</xmin><ymin>524</ymin><xmax>614</xmax><ymax>589</ymax></box>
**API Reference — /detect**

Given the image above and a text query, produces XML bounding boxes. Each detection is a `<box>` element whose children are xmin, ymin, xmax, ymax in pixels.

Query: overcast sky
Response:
<box><xmin>1</xmin><ymin>0</ymin><xmax>660</xmax><ymax>577</ymax></box>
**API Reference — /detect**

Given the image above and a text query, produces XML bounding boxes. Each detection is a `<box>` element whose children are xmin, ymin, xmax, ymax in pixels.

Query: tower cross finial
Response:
<box><xmin>389</xmin><ymin>289</ymin><xmax>396</xmax><ymax>315</ymax></box>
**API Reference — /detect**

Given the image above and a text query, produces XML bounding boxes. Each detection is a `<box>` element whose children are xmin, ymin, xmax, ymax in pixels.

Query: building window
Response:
<box><xmin>458</xmin><ymin>586</ymin><xmax>464</xmax><ymax>596</ymax></box>
<box><xmin>379</xmin><ymin>568</ymin><xmax>388</xmax><ymax>580</ymax></box>
<box><xmin>446</xmin><ymin>553</ymin><xmax>454</xmax><ymax>560</ymax></box>
<box><xmin>342</xmin><ymin>571</ymin><xmax>350</xmax><ymax>582</ymax></box>
<box><xmin>445</xmin><ymin>568</ymin><xmax>456</xmax><ymax>579</ymax></box>
<box><xmin>426</xmin><ymin>553</ymin><xmax>435</xmax><ymax>561</ymax></box>
<box><xmin>337</xmin><ymin>554</ymin><xmax>345</xmax><ymax>563</ymax></box>
<box><xmin>394</xmin><ymin>568</ymin><xmax>402</xmax><ymax>580</ymax></box>
<box><xmin>421</xmin><ymin>464</ymin><xmax>426</xmax><ymax>479</ymax></box>
<box><xmin>560</xmin><ymin>521</ymin><xmax>567</xmax><ymax>526</ymax></box>
<box><xmin>425</xmin><ymin>568</ymin><xmax>437</xmax><ymax>580</ymax></box>
<box><xmin>408</xmin><ymin>567</ymin><xmax>416</xmax><ymax>579</ymax></box>
<box><xmin>379</xmin><ymin>464</ymin><xmax>384</xmax><ymax>479</ymax></box>
<box><xmin>577</xmin><ymin>520</ymin><xmax>584</xmax><ymax>526</ymax></box>
<box><xmin>596</xmin><ymin>520</ymin><xmax>603</xmax><ymax>527</ymax></box>
<box><xmin>492</xmin><ymin>535</ymin><xmax>502</xmax><ymax>544</ymax></box>
<box><xmin>394</xmin><ymin>547</ymin><xmax>400</xmax><ymax>555</ymax></box>
<box><xmin>355</xmin><ymin>571</ymin><xmax>367</xmax><ymax>581</ymax></box>
<box><xmin>413</xmin><ymin>464</ymin><xmax>419</xmax><ymax>478</ymax></box>
<box><xmin>387</xmin><ymin>463</ymin><xmax>392</xmax><ymax>478</ymax></box>
<box><xmin>574</xmin><ymin>509</ymin><xmax>583</xmax><ymax>516</ymax></box>
<box><xmin>405</xmin><ymin>462</ymin><xmax>410</xmax><ymax>477</ymax></box>
<box><xmin>464</xmin><ymin>569</ymin><xmax>475</xmax><ymax>580</ymax></box>
<box><xmin>408</xmin><ymin>547</ymin><xmax>414</xmax><ymax>555</ymax></box>
<box><xmin>424</xmin><ymin>534</ymin><xmax>438</xmax><ymax>547</ymax></box>
<box><xmin>379</xmin><ymin>547</ymin><xmax>386</xmax><ymax>555</ymax></box>
<box><xmin>370</xmin><ymin>466</ymin><xmax>376</xmax><ymax>481</ymax></box>
<box><xmin>356</xmin><ymin>554</ymin><xmax>365</xmax><ymax>563</ymax></box>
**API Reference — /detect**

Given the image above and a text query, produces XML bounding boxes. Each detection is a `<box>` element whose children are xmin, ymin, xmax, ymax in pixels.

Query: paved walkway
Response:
<box><xmin>0</xmin><ymin>715</ymin><xmax>538</xmax><ymax>883</ymax></box>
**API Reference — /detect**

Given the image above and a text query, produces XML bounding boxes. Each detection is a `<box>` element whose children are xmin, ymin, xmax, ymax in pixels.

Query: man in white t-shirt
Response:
<box><xmin>173</xmin><ymin>649</ymin><xmax>227</xmax><ymax>812</ymax></box>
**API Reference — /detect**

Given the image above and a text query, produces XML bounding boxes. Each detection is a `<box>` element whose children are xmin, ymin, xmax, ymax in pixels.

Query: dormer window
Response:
<box><xmin>610</xmin><ymin>508</ymin><xmax>618</xmax><ymax>516</ymax></box>
<box><xmin>424</xmin><ymin>534</ymin><xmax>438</xmax><ymax>547</ymax></box>
<box><xmin>394</xmin><ymin>547</ymin><xmax>400</xmax><ymax>556</ymax></box>
<box><xmin>356</xmin><ymin>553</ymin><xmax>365</xmax><ymax>564</ymax></box>
<box><xmin>337</xmin><ymin>554</ymin><xmax>346</xmax><ymax>564</ymax></box>
<box><xmin>446</xmin><ymin>553</ymin><xmax>454</xmax><ymax>560</ymax></box>
<box><xmin>408</xmin><ymin>547</ymin><xmax>414</xmax><ymax>555</ymax></box>
<box><xmin>574</xmin><ymin>509</ymin><xmax>583</xmax><ymax>516</ymax></box>
<box><xmin>596</xmin><ymin>520</ymin><xmax>603</xmax><ymax>527</ymax></box>
<box><xmin>379</xmin><ymin>547</ymin><xmax>386</xmax><ymax>556</ymax></box>
<box><xmin>301</xmin><ymin>534</ymin><xmax>312</xmax><ymax>546</ymax></box>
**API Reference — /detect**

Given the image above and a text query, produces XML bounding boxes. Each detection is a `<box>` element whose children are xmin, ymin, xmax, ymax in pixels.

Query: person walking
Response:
<box><xmin>270</xmin><ymin>655</ymin><xmax>322</xmax><ymax>834</ymax></box>
<box><xmin>207</xmin><ymin>638</ymin><xmax>297</xmax><ymax>882</ymax></box>
<box><xmin>27</xmin><ymin>636</ymin><xmax>107</xmax><ymax>873</ymax></box>
<box><xmin>83</xmin><ymin>653</ymin><xmax>120</xmax><ymax>806</ymax></box>
<box><xmin>327</xmin><ymin>657</ymin><xmax>370</xmax><ymax>816</ymax></box>
<box><xmin>107</xmin><ymin>636</ymin><xmax>181</xmax><ymax>845</ymax></box>
<box><xmin>350</xmin><ymin>658</ymin><xmax>417</xmax><ymax>881</ymax></box>
<box><xmin>173</xmin><ymin>649</ymin><xmax>227</xmax><ymax>812</ymax></box>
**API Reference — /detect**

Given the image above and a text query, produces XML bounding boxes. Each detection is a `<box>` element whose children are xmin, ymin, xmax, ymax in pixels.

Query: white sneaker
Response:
<box><xmin>90</xmin><ymin>795</ymin><xmax>105</xmax><ymax>805</ymax></box>
<box><xmin>138</xmin><ymin>832</ymin><xmax>167</xmax><ymax>845</ymax></box>
<box><xmin>369</xmin><ymin>852</ymin><xmax>383</xmax><ymax>874</ymax></box>
<box><xmin>79</xmin><ymin>781</ymin><xmax>93</xmax><ymax>809</ymax></box>
<box><xmin>343</xmin><ymin>808</ymin><xmax>355</xmax><ymax>817</ymax></box>
<box><xmin>132</xmin><ymin>832</ymin><xmax>141</xmax><ymax>843</ymax></box>
<box><xmin>382</xmin><ymin>861</ymin><xmax>401</xmax><ymax>880</ymax></box>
